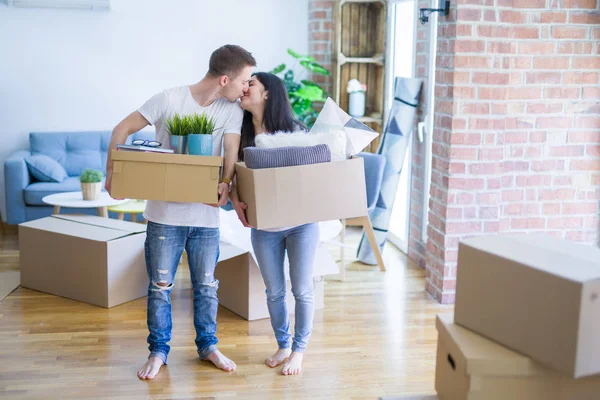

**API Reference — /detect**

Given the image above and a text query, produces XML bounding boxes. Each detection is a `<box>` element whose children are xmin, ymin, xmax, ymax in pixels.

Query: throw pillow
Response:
<box><xmin>243</xmin><ymin>144</ymin><xmax>331</xmax><ymax>169</ymax></box>
<box><xmin>254</xmin><ymin>130</ymin><xmax>347</xmax><ymax>161</ymax></box>
<box><xmin>25</xmin><ymin>154</ymin><xmax>68</xmax><ymax>182</ymax></box>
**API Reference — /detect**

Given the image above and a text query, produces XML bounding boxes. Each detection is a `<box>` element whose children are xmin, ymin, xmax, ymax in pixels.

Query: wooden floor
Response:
<box><xmin>0</xmin><ymin>225</ymin><xmax>452</xmax><ymax>399</ymax></box>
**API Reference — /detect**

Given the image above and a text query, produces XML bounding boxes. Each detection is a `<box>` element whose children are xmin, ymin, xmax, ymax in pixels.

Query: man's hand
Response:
<box><xmin>232</xmin><ymin>200</ymin><xmax>251</xmax><ymax>228</ymax></box>
<box><xmin>104</xmin><ymin>168</ymin><xmax>124</xmax><ymax>200</ymax></box>
<box><xmin>217</xmin><ymin>182</ymin><xmax>230</xmax><ymax>207</ymax></box>
<box><xmin>106</xmin><ymin>111</ymin><xmax>149</xmax><ymax>200</ymax></box>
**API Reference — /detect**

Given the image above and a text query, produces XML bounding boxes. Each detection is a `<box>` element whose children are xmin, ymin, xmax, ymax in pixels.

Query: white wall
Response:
<box><xmin>0</xmin><ymin>0</ymin><xmax>308</xmax><ymax>222</ymax></box>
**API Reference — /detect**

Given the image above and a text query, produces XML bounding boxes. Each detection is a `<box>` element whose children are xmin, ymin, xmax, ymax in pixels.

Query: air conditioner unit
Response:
<box><xmin>6</xmin><ymin>0</ymin><xmax>110</xmax><ymax>10</ymax></box>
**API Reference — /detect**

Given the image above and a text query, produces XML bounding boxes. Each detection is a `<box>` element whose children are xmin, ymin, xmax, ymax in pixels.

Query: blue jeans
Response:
<box><xmin>144</xmin><ymin>221</ymin><xmax>220</xmax><ymax>364</ymax></box>
<box><xmin>251</xmin><ymin>223</ymin><xmax>319</xmax><ymax>353</ymax></box>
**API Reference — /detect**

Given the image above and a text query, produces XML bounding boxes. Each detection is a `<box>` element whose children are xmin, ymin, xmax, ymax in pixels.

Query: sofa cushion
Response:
<box><xmin>30</xmin><ymin>131</ymin><xmax>111</xmax><ymax>177</ymax></box>
<box><xmin>29</xmin><ymin>131</ymin><xmax>157</xmax><ymax>177</ymax></box>
<box><xmin>24</xmin><ymin>177</ymin><xmax>106</xmax><ymax>206</ymax></box>
<box><xmin>24</xmin><ymin>154</ymin><xmax>68</xmax><ymax>182</ymax></box>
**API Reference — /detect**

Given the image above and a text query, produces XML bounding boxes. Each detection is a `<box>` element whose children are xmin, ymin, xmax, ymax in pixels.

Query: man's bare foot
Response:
<box><xmin>281</xmin><ymin>351</ymin><xmax>303</xmax><ymax>376</ymax></box>
<box><xmin>137</xmin><ymin>356</ymin><xmax>164</xmax><ymax>380</ymax></box>
<box><xmin>204</xmin><ymin>349</ymin><xmax>237</xmax><ymax>372</ymax></box>
<box><xmin>265</xmin><ymin>348</ymin><xmax>291</xmax><ymax>368</ymax></box>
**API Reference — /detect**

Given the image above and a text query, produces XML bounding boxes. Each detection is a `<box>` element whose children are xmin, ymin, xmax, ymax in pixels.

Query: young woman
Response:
<box><xmin>229</xmin><ymin>72</ymin><xmax>319</xmax><ymax>376</ymax></box>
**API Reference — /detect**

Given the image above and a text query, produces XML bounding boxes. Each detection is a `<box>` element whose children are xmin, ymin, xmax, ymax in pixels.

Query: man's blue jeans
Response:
<box><xmin>144</xmin><ymin>221</ymin><xmax>220</xmax><ymax>364</ymax></box>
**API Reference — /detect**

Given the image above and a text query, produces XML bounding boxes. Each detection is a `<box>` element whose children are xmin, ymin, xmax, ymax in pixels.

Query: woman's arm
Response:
<box><xmin>230</xmin><ymin>176</ymin><xmax>251</xmax><ymax>228</ymax></box>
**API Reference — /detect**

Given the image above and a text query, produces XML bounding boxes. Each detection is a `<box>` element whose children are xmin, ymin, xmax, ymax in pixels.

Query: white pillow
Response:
<box><xmin>254</xmin><ymin>130</ymin><xmax>348</xmax><ymax>161</ymax></box>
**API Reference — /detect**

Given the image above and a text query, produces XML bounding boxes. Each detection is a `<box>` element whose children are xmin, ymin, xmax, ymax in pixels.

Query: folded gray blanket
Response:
<box><xmin>243</xmin><ymin>144</ymin><xmax>331</xmax><ymax>169</ymax></box>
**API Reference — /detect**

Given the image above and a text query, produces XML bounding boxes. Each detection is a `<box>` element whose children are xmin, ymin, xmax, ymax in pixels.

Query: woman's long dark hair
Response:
<box><xmin>239</xmin><ymin>72</ymin><xmax>306</xmax><ymax>161</ymax></box>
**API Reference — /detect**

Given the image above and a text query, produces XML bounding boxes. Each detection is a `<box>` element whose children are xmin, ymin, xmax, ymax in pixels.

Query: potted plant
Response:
<box><xmin>165</xmin><ymin>113</ymin><xmax>191</xmax><ymax>154</ymax></box>
<box><xmin>269</xmin><ymin>48</ymin><xmax>330</xmax><ymax>128</ymax></box>
<box><xmin>80</xmin><ymin>168</ymin><xmax>104</xmax><ymax>200</ymax></box>
<box><xmin>188</xmin><ymin>113</ymin><xmax>216</xmax><ymax>156</ymax></box>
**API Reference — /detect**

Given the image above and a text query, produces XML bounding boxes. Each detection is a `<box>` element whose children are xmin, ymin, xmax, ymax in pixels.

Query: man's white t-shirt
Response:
<box><xmin>137</xmin><ymin>85</ymin><xmax>243</xmax><ymax>228</ymax></box>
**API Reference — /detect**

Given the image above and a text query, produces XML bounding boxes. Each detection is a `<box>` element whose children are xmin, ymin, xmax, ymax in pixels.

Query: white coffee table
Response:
<box><xmin>42</xmin><ymin>191</ymin><xmax>128</xmax><ymax>218</ymax></box>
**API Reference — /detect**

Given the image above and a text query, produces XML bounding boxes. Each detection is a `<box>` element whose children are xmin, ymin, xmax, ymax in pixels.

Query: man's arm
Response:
<box><xmin>217</xmin><ymin>133</ymin><xmax>241</xmax><ymax>206</ymax></box>
<box><xmin>105</xmin><ymin>111</ymin><xmax>150</xmax><ymax>196</ymax></box>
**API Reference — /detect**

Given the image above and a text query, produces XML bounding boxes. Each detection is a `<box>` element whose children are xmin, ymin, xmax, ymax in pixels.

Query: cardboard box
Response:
<box><xmin>454</xmin><ymin>234</ymin><xmax>600</xmax><ymax>378</ymax></box>
<box><xmin>214</xmin><ymin>242</ymin><xmax>326</xmax><ymax>321</ymax></box>
<box><xmin>435</xmin><ymin>314</ymin><xmax>600</xmax><ymax>400</ymax></box>
<box><xmin>111</xmin><ymin>150</ymin><xmax>222</xmax><ymax>203</ymax></box>
<box><xmin>235</xmin><ymin>157</ymin><xmax>367</xmax><ymax>230</ymax></box>
<box><xmin>19</xmin><ymin>215</ymin><xmax>148</xmax><ymax>308</ymax></box>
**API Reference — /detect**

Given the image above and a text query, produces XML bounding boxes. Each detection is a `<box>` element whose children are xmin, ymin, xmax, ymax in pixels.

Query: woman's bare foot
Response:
<box><xmin>281</xmin><ymin>351</ymin><xmax>303</xmax><ymax>376</ymax></box>
<box><xmin>204</xmin><ymin>349</ymin><xmax>237</xmax><ymax>372</ymax></box>
<box><xmin>137</xmin><ymin>356</ymin><xmax>164</xmax><ymax>380</ymax></box>
<box><xmin>265</xmin><ymin>348</ymin><xmax>291</xmax><ymax>368</ymax></box>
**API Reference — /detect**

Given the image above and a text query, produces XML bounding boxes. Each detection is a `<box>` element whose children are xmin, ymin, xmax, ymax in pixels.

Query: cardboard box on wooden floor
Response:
<box><xmin>110</xmin><ymin>150</ymin><xmax>222</xmax><ymax>203</ymax></box>
<box><xmin>235</xmin><ymin>157</ymin><xmax>367</xmax><ymax>230</ymax></box>
<box><xmin>19</xmin><ymin>215</ymin><xmax>147</xmax><ymax>308</ymax></box>
<box><xmin>435</xmin><ymin>314</ymin><xmax>600</xmax><ymax>400</ymax></box>
<box><xmin>214</xmin><ymin>242</ymin><xmax>330</xmax><ymax>321</ymax></box>
<box><xmin>454</xmin><ymin>233</ymin><xmax>600</xmax><ymax>378</ymax></box>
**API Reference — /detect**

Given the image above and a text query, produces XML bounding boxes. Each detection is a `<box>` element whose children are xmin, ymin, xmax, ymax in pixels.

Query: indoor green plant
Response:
<box><xmin>80</xmin><ymin>168</ymin><xmax>104</xmax><ymax>201</ymax></box>
<box><xmin>165</xmin><ymin>113</ymin><xmax>191</xmax><ymax>154</ymax></box>
<box><xmin>188</xmin><ymin>113</ymin><xmax>216</xmax><ymax>156</ymax></box>
<box><xmin>269</xmin><ymin>48</ymin><xmax>330</xmax><ymax>128</ymax></box>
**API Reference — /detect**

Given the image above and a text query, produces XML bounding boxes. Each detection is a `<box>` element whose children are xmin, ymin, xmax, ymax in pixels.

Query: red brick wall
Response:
<box><xmin>422</xmin><ymin>0</ymin><xmax>600</xmax><ymax>304</ymax></box>
<box><xmin>309</xmin><ymin>0</ymin><xmax>600</xmax><ymax>304</ymax></box>
<box><xmin>408</xmin><ymin>0</ymin><xmax>434</xmax><ymax>271</ymax></box>
<box><xmin>308</xmin><ymin>0</ymin><xmax>335</xmax><ymax>96</ymax></box>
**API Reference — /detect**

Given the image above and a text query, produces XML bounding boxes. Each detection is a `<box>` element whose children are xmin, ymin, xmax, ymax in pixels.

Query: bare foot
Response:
<box><xmin>281</xmin><ymin>351</ymin><xmax>303</xmax><ymax>376</ymax></box>
<box><xmin>265</xmin><ymin>348</ymin><xmax>291</xmax><ymax>368</ymax></box>
<box><xmin>137</xmin><ymin>356</ymin><xmax>164</xmax><ymax>380</ymax></box>
<box><xmin>204</xmin><ymin>349</ymin><xmax>237</xmax><ymax>372</ymax></box>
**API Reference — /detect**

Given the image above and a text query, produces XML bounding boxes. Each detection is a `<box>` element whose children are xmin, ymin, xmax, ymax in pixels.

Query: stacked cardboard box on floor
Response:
<box><xmin>19</xmin><ymin>215</ymin><xmax>147</xmax><ymax>308</ymax></box>
<box><xmin>434</xmin><ymin>233</ymin><xmax>600</xmax><ymax>399</ymax></box>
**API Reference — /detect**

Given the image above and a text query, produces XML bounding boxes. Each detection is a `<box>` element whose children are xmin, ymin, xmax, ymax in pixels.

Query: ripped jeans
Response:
<box><xmin>144</xmin><ymin>221</ymin><xmax>220</xmax><ymax>364</ymax></box>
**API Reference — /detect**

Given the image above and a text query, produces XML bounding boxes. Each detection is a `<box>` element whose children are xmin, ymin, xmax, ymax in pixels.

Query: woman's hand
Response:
<box><xmin>217</xmin><ymin>182</ymin><xmax>230</xmax><ymax>206</ymax></box>
<box><xmin>232</xmin><ymin>200</ymin><xmax>252</xmax><ymax>228</ymax></box>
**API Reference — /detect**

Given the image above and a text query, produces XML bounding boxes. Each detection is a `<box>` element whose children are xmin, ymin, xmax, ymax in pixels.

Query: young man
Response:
<box><xmin>105</xmin><ymin>44</ymin><xmax>256</xmax><ymax>380</ymax></box>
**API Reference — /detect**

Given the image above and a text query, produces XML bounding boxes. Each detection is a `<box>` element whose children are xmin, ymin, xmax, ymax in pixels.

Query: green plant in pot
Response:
<box><xmin>188</xmin><ymin>113</ymin><xmax>216</xmax><ymax>156</ymax></box>
<box><xmin>269</xmin><ymin>48</ymin><xmax>330</xmax><ymax>128</ymax></box>
<box><xmin>80</xmin><ymin>168</ymin><xmax>104</xmax><ymax>201</ymax></box>
<box><xmin>165</xmin><ymin>113</ymin><xmax>191</xmax><ymax>154</ymax></box>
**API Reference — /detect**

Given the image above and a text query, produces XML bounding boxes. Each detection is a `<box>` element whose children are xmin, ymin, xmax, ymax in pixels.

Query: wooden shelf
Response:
<box><xmin>356</xmin><ymin>113</ymin><xmax>383</xmax><ymax>124</ymax></box>
<box><xmin>337</xmin><ymin>54</ymin><xmax>385</xmax><ymax>66</ymax></box>
<box><xmin>338</xmin><ymin>63</ymin><xmax>385</xmax><ymax>118</ymax></box>
<box><xmin>333</xmin><ymin>0</ymin><xmax>387</xmax><ymax>153</ymax></box>
<box><xmin>339</xmin><ymin>1</ymin><xmax>385</xmax><ymax>58</ymax></box>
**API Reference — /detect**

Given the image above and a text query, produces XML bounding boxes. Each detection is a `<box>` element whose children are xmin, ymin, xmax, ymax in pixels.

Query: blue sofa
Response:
<box><xmin>4</xmin><ymin>130</ymin><xmax>154</xmax><ymax>225</ymax></box>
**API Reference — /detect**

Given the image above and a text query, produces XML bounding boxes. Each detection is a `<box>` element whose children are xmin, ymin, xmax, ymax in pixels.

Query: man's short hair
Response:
<box><xmin>207</xmin><ymin>45</ymin><xmax>256</xmax><ymax>78</ymax></box>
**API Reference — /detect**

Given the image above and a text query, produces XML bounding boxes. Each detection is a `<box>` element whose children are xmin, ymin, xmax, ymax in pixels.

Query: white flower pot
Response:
<box><xmin>81</xmin><ymin>182</ymin><xmax>102</xmax><ymax>201</ymax></box>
